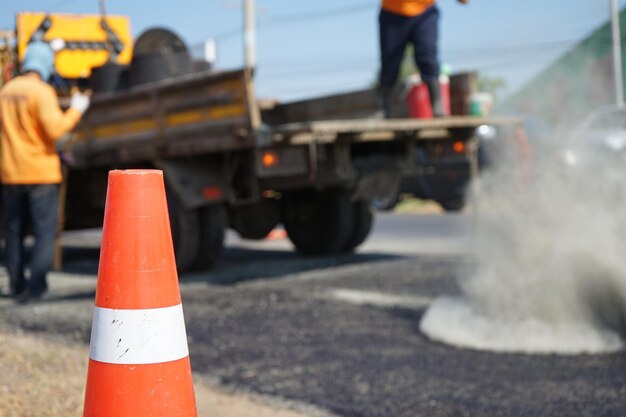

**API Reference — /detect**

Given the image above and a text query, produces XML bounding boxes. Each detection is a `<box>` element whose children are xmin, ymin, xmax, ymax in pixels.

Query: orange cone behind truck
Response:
<box><xmin>83</xmin><ymin>170</ymin><xmax>197</xmax><ymax>417</ymax></box>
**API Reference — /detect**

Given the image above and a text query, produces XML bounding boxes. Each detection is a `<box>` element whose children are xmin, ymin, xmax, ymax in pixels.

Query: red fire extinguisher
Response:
<box><xmin>405</xmin><ymin>73</ymin><xmax>451</xmax><ymax>118</ymax></box>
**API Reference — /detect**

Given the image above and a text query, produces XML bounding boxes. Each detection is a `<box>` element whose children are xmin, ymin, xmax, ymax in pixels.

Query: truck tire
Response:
<box><xmin>230</xmin><ymin>199</ymin><xmax>280</xmax><ymax>240</ymax></box>
<box><xmin>129</xmin><ymin>28</ymin><xmax>191</xmax><ymax>86</ymax></box>
<box><xmin>439</xmin><ymin>197</ymin><xmax>465</xmax><ymax>212</ymax></box>
<box><xmin>282</xmin><ymin>189</ymin><xmax>353</xmax><ymax>256</ymax></box>
<box><xmin>371</xmin><ymin>193</ymin><xmax>399</xmax><ymax>211</ymax></box>
<box><xmin>342</xmin><ymin>200</ymin><xmax>374</xmax><ymax>252</ymax></box>
<box><xmin>192</xmin><ymin>204</ymin><xmax>226</xmax><ymax>270</ymax></box>
<box><xmin>89</xmin><ymin>62</ymin><xmax>129</xmax><ymax>93</ymax></box>
<box><xmin>167</xmin><ymin>192</ymin><xmax>200</xmax><ymax>273</ymax></box>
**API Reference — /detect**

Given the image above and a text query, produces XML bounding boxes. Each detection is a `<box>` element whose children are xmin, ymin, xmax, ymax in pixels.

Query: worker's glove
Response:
<box><xmin>58</xmin><ymin>149</ymin><xmax>76</xmax><ymax>166</ymax></box>
<box><xmin>56</xmin><ymin>134</ymin><xmax>77</xmax><ymax>166</ymax></box>
<box><xmin>70</xmin><ymin>92</ymin><xmax>91</xmax><ymax>114</ymax></box>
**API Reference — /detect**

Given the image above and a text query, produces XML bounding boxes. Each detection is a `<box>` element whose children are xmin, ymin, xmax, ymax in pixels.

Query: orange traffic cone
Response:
<box><xmin>83</xmin><ymin>170</ymin><xmax>197</xmax><ymax>417</ymax></box>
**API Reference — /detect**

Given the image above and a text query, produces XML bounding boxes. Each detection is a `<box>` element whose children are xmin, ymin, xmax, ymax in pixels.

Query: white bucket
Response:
<box><xmin>469</xmin><ymin>92</ymin><xmax>494</xmax><ymax>116</ymax></box>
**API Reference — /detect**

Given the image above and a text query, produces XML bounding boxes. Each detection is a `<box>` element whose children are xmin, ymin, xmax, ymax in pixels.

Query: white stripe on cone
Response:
<box><xmin>89</xmin><ymin>304</ymin><xmax>190</xmax><ymax>365</ymax></box>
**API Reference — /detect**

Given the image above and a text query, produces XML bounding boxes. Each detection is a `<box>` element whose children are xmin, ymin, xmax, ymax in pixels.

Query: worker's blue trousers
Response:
<box><xmin>3</xmin><ymin>184</ymin><xmax>59</xmax><ymax>297</ymax></box>
<box><xmin>378</xmin><ymin>5</ymin><xmax>440</xmax><ymax>88</ymax></box>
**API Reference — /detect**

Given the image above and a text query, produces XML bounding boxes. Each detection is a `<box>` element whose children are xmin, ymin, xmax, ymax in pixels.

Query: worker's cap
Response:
<box><xmin>22</xmin><ymin>41</ymin><xmax>56</xmax><ymax>81</ymax></box>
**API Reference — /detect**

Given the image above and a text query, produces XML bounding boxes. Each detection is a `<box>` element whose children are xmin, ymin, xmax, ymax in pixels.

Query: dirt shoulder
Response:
<box><xmin>0</xmin><ymin>329</ymin><xmax>316</xmax><ymax>417</ymax></box>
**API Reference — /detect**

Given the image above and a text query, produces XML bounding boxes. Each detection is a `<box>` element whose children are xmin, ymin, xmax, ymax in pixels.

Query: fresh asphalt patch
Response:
<box><xmin>180</xmin><ymin>255</ymin><xmax>626</xmax><ymax>417</ymax></box>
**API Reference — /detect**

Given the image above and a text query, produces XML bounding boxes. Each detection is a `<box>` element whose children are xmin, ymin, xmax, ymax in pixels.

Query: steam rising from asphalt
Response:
<box><xmin>420</xmin><ymin>126</ymin><xmax>626</xmax><ymax>354</ymax></box>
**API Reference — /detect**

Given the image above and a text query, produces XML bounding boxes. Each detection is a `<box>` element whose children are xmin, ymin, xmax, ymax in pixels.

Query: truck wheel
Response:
<box><xmin>439</xmin><ymin>197</ymin><xmax>465</xmax><ymax>212</ymax></box>
<box><xmin>371</xmin><ymin>193</ymin><xmax>399</xmax><ymax>211</ymax></box>
<box><xmin>230</xmin><ymin>199</ymin><xmax>279</xmax><ymax>240</ymax></box>
<box><xmin>167</xmin><ymin>192</ymin><xmax>200</xmax><ymax>273</ymax></box>
<box><xmin>192</xmin><ymin>204</ymin><xmax>226</xmax><ymax>270</ymax></box>
<box><xmin>282</xmin><ymin>189</ymin><xmax>353</xmax><ymax>255</ymax></box>
<box><xmin>342</xmin><ymin>200</ymin><xmax>374</xmax><ymax>253</ymax></box>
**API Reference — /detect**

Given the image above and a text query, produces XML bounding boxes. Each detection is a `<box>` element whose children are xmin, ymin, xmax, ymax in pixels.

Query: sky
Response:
<box><xmin>1</xmin><ymin>0</ymin><xmax>625</xmax><ymax>102</ymax></box>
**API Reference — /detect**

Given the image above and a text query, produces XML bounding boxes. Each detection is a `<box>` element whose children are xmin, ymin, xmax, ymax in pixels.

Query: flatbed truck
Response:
<box><xmin>65</xmin><ymin>68</ymin><xmax>522</xmax><ymax>271</ymax></box>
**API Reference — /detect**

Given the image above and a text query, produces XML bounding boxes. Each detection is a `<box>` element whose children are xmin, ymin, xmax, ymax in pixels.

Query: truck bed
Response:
<box><xmin>261</xmin><ymin>116</ymin><xmax>523</xmax><ymax>145</ymax></box>
<box><xmin>70</xmin><ymin>69</ymin><xmax>260</xmax><ymax>168</ymax></box>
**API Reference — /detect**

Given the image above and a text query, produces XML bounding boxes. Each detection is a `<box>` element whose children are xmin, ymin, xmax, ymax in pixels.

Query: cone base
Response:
<box><xmin>83</xmin><ymin>357</ymin><xmax>197</xmax><ymax>417</ymax></box>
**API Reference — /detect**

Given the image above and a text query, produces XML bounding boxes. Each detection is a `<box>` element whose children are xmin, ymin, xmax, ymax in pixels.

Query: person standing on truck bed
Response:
<box><xmin>378</xmin><ymin>0</ymin><xmax>468</xmax><ymax>117</ymax></box>
<box><xmin>0</xmin><ymin>41</ymin><xmax>90</xmax><ymax>302</ymax></box>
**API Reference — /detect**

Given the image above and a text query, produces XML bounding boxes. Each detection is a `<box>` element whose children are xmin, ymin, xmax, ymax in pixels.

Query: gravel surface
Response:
<box><xmin>1</xmin><ymin>242</ymin><xmax>625</xmax><ymax>417</ymax></box>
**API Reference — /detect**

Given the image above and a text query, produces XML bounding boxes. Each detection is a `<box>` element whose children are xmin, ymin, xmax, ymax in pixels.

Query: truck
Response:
<box><xmin>3</xmin><ymin>12</ymin><xmax>524</xmax><ymax>272</ymax></box>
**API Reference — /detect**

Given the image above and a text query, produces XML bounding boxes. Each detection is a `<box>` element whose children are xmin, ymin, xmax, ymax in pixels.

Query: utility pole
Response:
<box><xmin>610</xmin><ymin>0</ymin><xmax>624</xmax><ymax>107</ymax></box>
<box><xmin>99</xmin><ymin>0</ymin><xmax>108</xmax><ymax>17</ymax></box>
<box><xmin>243</xmin><ymin>0</ymin><xmax>256</xmax><ymax>70</ymax></box>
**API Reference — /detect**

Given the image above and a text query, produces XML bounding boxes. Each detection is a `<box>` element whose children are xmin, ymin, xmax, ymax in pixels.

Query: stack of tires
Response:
<box><xmin>128</xmin><ymin>28</ymin><xmax>191</xmax><ymax>86</ymax></box>
<box><xmin>89</xmin><ymin>27</ymin><xmax>191</xmax><ymax>93</ymax></box>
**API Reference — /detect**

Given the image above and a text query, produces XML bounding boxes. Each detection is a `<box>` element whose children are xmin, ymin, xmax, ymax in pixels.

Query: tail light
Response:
<box><xmin>261</xmin><ymin>150</ymin><xmax>279</xmax><ymax>168</ymax></box>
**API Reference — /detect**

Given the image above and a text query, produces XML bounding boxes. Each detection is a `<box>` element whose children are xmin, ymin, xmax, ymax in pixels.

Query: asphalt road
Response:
<box><xmin>1</xmin><ymin>212</ymin><xmax>625</xmax><ymax>417</ymax></box>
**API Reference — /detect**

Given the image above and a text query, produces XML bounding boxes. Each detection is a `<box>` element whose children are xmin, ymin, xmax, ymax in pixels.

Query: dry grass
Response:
<box><xmin>0</xmin><ymin>330</ymin><xmax>86</xmax><ymax>417</ymax></box>
<box><xmin>394</xmin><ymin>197</ymin><xmax>443</xmax><ymax>214</ymax></box>
<box><xmin>0</xmin><ymin>330</ymin><xmax>315</xmax><ymax>417</ymax></box>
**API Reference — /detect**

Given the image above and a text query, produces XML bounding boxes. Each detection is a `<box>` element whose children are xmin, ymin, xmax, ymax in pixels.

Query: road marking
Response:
<box><xmin>89</xmin><ymin>304</ymin><xmax>189</xmax><ymax>365</ymax></box>
<box><xmin>328</xmin><ymin>288</ymin><xmax>432</xmax><ymax>309</ymax></box>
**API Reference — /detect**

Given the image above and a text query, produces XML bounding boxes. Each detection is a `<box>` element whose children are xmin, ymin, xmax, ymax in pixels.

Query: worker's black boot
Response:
<box><xmin>424</xmin><ymin>77</ymin><xmax>444</xmax><ymax>117</ymax></box>
<box><xmin>378</xmin><ymin>85</ymin><xmax>393</xmax><ymax>119</ymax></box>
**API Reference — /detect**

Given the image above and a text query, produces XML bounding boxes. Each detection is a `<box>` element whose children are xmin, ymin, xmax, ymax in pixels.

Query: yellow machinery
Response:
<box><xmin>13</xmin><ymin>12</ymin><xmax>133</xmax><ymax>80</ymax></box>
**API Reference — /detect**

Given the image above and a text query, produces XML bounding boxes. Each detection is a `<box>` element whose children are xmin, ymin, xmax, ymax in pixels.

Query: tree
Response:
<box><xmin>477</xmin><ymin>75</ymin><xmax>507</xmax><ymax>102</ymax></box>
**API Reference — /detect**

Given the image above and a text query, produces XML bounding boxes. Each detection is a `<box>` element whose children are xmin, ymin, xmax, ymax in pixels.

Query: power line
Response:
<box><xmin>266</xmin><ymin>2</ymin><xmax>375</xmax><ymax>24</ymax></box>
<box><xmin>192</xmin><ymin>1</ymin><xmax>376</xmax><ymax>44</ymax></box>
<box><xmin>260</xmin><ymin>30</ymin><xmax>626</xmax><ymax>71</ymax></box>
<box><xmin>254</xmin><ymin>40</ymin><xmax>585</xmax><ymax>74</ymax></box>
<box><xmin>255</xmin><ymin>35</ymin><xmax>624</xmax><ymax>87</ymax></box>
<box><xmin>211</xmin><ymin>27</ymin><xmax>242</xmax><ymax>42</ymax></box>
<box><xmin>190</xmin><ymin>1</ymin><xmax>625</xmax><ymax>84</ymax></box>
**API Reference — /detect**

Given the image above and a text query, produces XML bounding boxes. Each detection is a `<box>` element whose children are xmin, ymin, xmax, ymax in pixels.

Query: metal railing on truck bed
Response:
<box><xmin>70</xmin><ymin>69</ymin><xmax>260</xmax><ymax>168</ymax></box>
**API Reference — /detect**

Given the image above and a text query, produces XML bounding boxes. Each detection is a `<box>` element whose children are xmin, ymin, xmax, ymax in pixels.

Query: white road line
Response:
<box><xmin>328</xmin><ymin>288</ymin><xmax>432</xmax><ymax>309</ymax></box>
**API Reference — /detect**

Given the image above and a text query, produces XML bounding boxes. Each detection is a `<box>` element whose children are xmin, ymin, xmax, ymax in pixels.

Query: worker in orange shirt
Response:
<box><xmin>379</xmin><ymin>0</ymin><xmax>468</xmax><ymax>117</ymax></box>
<box><xmin>0</xmin><ymin>41</ymin><xmax>90</xmax><ymax>301</ymax></box>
